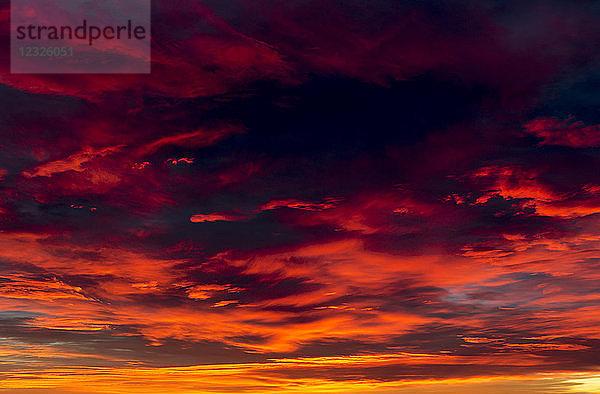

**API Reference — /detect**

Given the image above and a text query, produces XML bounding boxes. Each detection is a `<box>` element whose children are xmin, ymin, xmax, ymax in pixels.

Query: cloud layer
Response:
<box><xmin>1</xmin><ymin>0</ymin><xmax>600</xmax><ymax>392</ymax></box>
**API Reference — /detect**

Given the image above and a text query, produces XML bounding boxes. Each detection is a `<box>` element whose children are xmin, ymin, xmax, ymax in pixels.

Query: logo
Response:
<box><xmin>11</xmin><ymin>0</ymin><xmax>151</xmax><ymax>74</ymax></box>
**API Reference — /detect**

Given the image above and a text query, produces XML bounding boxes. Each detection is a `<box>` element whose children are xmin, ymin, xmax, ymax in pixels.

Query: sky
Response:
<box><xmin>1</xmin><ymin>0</ymin><xmax>600</xmax><ymax>393</ymax></box>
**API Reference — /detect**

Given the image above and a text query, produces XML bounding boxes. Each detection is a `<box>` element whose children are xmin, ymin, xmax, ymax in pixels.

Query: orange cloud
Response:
<box><xmin>190</xmin><ymin>211</ymin><xmax>248</xmax><ymax>223</ymax></box>
<box><xmin>23</xmin><ymin>145</ymin><xmax>124</xmax><ymax>178</ymax></box>
<box><xmin>260</xmin><ymin>198</ymin><xmax>342</xmax><ymax>211</ymax></box>
<box><xmin>472</xmin><ymin>165</ymin><xmax>600</xmax><ymax>218</ymax></box>
<box><xmin>0</xmin><ymin>361</ymin><xmax>594</xmax><ymax>394</ymax></box>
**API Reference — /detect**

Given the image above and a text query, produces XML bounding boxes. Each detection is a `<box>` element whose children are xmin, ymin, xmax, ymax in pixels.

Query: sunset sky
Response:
<box><xmin>2</xmin><ymin>0</ymin><xmax>600</xmax><ymax>393</ymax></box>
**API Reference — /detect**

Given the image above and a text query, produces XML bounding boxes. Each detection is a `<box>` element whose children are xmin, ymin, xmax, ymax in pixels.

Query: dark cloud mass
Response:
<box><xmin>1</xmin><ymin>0</ymin><xmax>600</xmax><ymax>393</ymax></box>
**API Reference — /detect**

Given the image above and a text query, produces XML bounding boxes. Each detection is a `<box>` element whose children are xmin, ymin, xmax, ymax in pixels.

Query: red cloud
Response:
<box><xmin>260</xmin><ymin>198</ymin><xmax>342</xmax><ymax>211</ymax></box>
<box><xmin>138</xmin><ymin>124</ymin><xmax>243</xmax><ymax>156</ymax></box>
<box><xmin>471</xmin><ymin>165</ymin><xmax>600</xmax><ymax>218</ymax></box>
<box><xmin>524</xmin><ymin>117</ymin><xmax>600</xmax><ymax>147</ymax></box>
<box><xmin>190</xmin><ymin>211</ymin><xmax>248</xmax><ymax>223</ymax></box>
<box><xmin>165</xmin><ymin>157</ymin><xmax>195</xmax><ymax>166</ymax></box>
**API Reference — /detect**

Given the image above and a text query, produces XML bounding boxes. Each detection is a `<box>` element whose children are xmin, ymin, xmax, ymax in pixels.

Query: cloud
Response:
<box><xmin>260</xmin><ymin>198</ymin><xmax>341</xmax><ymax>211</ymax></box>
<box><xmin>23</xmin><ymin>145</ymin><xmax>124</xmax><ymax>178</ymax></box>
<box><xmin>138</xmin><ymin>125</ymin><xmax>244</xmax><ymax>156</ymax></box>
<box><xmin>3</xmin><ymin>0</ymin><xmax>600</xmax><ymax>392</ymax></box>
<box><xmin>471</xmin><ymin>165</ymin><xmax>600</xmax><ymax>218</ymax></box>
<box><xmin>190</xmin><ymin>211</ymin><xmax>248</xmax><ymax>223</ymax></box>
<box><xmin>524</xmin><ymin>117</ymin><xmax>600</xmax><ymax>147</ymax></box>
